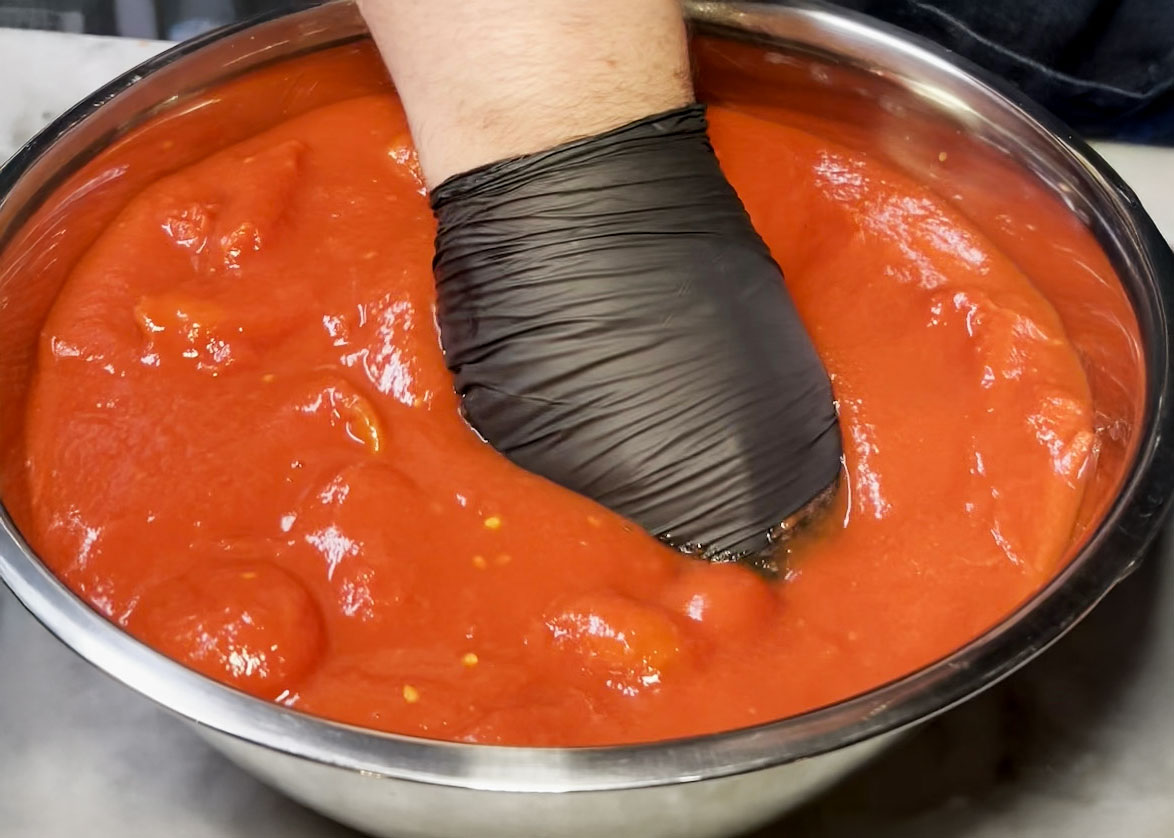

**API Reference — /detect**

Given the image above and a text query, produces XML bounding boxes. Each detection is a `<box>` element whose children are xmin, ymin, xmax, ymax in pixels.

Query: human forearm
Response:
<box><xmin>357</xmin><ymin>0</ymin><xmax>693</xmax><ymax>187</ymax></box>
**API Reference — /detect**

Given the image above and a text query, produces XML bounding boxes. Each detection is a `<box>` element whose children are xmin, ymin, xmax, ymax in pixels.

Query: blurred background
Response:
<box><xmin>2</xmin><ymin>0</ymin><xmax>1174</xmax><ymax>142</ymax></box>
<box><xmin>0</xmin><ymin>0</ymin><xmax>269</xmax><ymax>40</ymax></box>
<box><xmin>1</xmin><ymin>0</ymin><xmax>1172</xmax><ymax>141</ymax></box>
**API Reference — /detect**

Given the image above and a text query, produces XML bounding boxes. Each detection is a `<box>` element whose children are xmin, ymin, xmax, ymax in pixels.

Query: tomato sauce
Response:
<box><xmin>7</xmin><ymin>53</ymin><xmax>1117</xmax><ymax>745</ymax></box>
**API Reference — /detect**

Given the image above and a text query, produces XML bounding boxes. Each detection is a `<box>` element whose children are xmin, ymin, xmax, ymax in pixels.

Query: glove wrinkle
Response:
<box><xmin>433</xmin><ymin>104</ymin><xmax>842</xmax><ymax>561</ymax></box>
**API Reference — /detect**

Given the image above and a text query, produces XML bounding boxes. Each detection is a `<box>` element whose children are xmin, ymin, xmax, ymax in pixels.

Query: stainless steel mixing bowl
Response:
<box><xmin>1</xmin><ymin>2</ymin><xmax>1172</xmax><ymax>836</ymax></box>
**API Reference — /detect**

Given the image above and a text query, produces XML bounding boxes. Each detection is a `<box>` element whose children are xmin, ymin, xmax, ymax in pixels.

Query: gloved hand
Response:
<box><xmin>359</xmin><ymin>0</ymin><xmax>842</xmax><ymax>564</ymax></box>
<box><xmin>432</xmin><ymin>104</ymin><xmax>842</xmax><ymax>562</ymax></box>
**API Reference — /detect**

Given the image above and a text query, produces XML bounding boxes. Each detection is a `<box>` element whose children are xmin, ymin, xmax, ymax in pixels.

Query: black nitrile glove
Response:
<box><xmin>431</xmin><ymin>104</ymin><xmax>841</xmax><ymax>562</ymax></box>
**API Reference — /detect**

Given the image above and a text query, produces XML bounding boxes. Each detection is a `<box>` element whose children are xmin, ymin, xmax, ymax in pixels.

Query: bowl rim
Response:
<box><xmin>1</xmin><ymin>0</ymin><xmax>1173</xmax><ymax>794</ymax></box>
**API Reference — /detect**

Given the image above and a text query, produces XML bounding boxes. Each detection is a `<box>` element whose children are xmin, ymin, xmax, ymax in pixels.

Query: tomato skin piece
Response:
<box><xmin>126</xmin><ymin>562</ymin><xmax>326</xmax><ymax>700</ymax></box>
<box><xmin>659</xmin><ymin>562</ymin><xmax>779</xmax><ymax>641</ymax></box>
<box><xmin>544</xmin><ymin>592</ymin><xmax>690</xmax><ymax>695</ymax></box>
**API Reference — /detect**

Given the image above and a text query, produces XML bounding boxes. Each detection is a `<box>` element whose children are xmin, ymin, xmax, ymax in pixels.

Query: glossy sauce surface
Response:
<box><xmin>10</xmin><ymin>79</ymin><xmax>1111</xmax><ymax>744</ymax></box>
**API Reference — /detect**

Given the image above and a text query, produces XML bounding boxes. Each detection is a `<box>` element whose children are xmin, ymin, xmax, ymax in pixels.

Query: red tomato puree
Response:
<box><xmin>10</xmin><ymin>78</ymin><xmax>1104</xmax><ymax>745</ymax></box>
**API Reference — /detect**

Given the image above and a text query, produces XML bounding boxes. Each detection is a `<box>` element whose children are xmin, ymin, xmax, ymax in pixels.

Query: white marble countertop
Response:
<box><xmin>3</xmin><ymin>26</ymin><xmax>1174</xmax><ymax>838</ymax></box>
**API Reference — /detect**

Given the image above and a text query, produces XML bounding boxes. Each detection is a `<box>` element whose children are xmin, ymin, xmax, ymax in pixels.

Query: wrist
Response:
<box><xmin>359</xmin><ymin>0</ymin><xmax>694</xmax><ymax>187</ymax></box>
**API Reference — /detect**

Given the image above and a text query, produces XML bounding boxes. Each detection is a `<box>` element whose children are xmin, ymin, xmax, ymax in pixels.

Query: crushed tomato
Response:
<box><xmin>7</xmin><ymin>67</ymin><xmax>1113</xmax><ymax>745</ymax></box>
